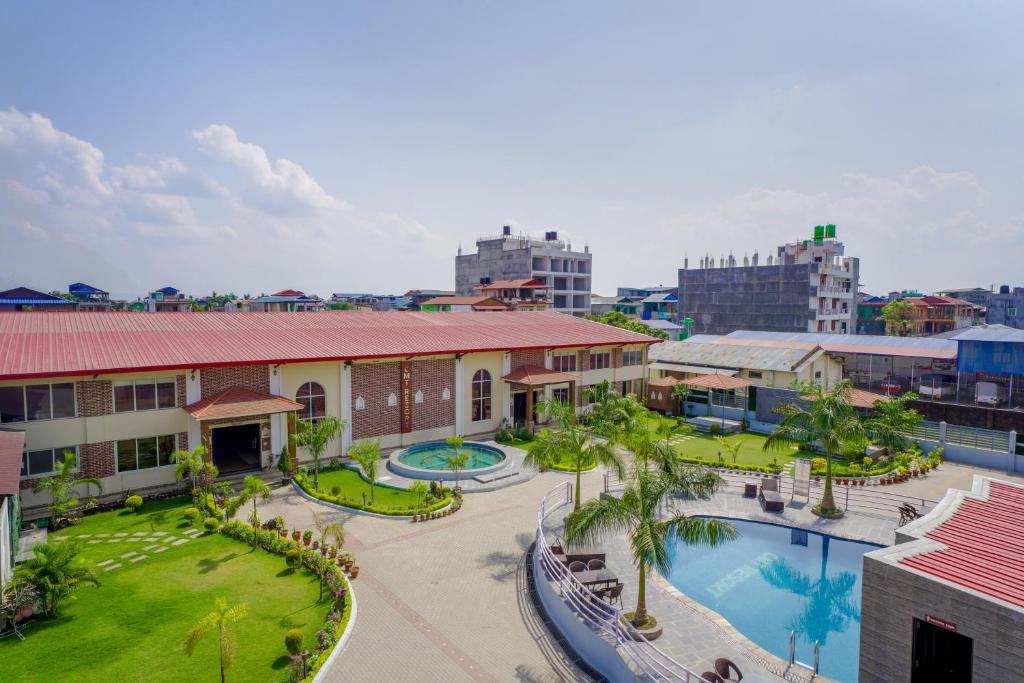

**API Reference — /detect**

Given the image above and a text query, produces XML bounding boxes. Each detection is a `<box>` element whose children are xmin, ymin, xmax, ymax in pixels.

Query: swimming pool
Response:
<box><xmin>662</xmin><ymin>518</ymin><xmax>880</xmax><ymax>682</ymax></box>
<box><xmin>388</xmin><ymin>441</ymin><xmax>508</xmax><ymax>480</ymax></box>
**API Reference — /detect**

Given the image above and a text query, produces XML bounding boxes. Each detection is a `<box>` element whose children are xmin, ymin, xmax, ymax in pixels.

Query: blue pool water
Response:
<box><xmin>397</xmin><ymin>441</ymin><xmax>505</xmax><ymax>470</ymax></box>
<box><xmin>662</xmin><ymin>518</ymin><xmax>880</xmax><ymax>682</ymax></box>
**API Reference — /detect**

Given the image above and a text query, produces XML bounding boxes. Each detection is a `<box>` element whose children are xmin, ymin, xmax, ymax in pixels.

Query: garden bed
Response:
<box><xmin>294</xmin><ymin>469</ymin><xmax>452</xmax><ymax>517</ymax></box>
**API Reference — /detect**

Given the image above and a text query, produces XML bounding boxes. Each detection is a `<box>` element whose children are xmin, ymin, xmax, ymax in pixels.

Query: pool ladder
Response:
<box><xmin>788</xmin><ymin>631</ymin><xmax>820</xmax><ymax>677</ymax></box>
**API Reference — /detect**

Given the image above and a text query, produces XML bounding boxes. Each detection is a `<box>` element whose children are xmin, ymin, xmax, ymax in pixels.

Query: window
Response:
<box><xmin>748</xmin><ymin>370</ymin><xmax>763</xmax><ymax>380</ymax></box>
<box><xmin>621</xmin><ymin>379</ymin><xmax>643</xmax><ymax>396</ymax></box>
<box><xmin>20</xmin><ymin>445</ymin><xmax>78</xmax><ymax>478</ymax></box>
<box><xmin>116</xmin><ymin>434</ymin><xmax>176</xmax><ymax>472</ymax></box>
<box><xmin>1</xmin><ymin>383</ymin><xmax>75</xmax><ymax>423</ymax></box>
<box><xmin>472</xmin><ymin>369</ymin><xmax>491</xmax><ymax>421</ymax></box>
<box><xmin>590</xmin><ymin>351</ymin><xmax>610</xmax><ymax>370</ymax></box>
<box><xmin>295</xmin><ymin>382</ymin><xmax>326</xmax><ymax>421</ymax></box>
<box><xmin>113</xmin><ymin>378</ymin><xmax>175</xmax><ymax>413</ymax></box>
<box><xmin>552</xmin><ymin>352</ymin><xmax>576</xmax><ymax>372</ymax></box>
<box><xmin>551</xmin><ymin>387</ymin><xmax>569</xmax><ymax>404</ymax></box>
<box><xmin>622</xmin><ymin>349</ymin><xmax>643</xmax><ymax>367</ymax></box>
<box><xmin>1009</xmin><ymin>307</ymin><xmax>1018</xmax><ymax>318</ymax></box>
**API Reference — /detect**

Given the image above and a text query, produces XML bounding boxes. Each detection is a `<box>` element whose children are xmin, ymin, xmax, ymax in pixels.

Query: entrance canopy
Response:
<box><xmin>679</xmin><ymin>374</ymin><xmax>754</xmax><ymax>391</ymax></box>
<box><xmin>502</xmin><ymin>365</ymin><xmax>577</xmax><ymax>386</ymax></box>
<box><xmin>185</xmin><ymin>386</ymin><xmax>302</xmax><ymax>421</ymax></box>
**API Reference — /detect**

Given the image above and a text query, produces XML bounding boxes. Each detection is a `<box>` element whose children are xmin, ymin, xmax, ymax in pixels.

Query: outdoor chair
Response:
<box><xmin>714</xmin><ymin>657</ymin><xmax>743</xmax><ymax>682</ymax></box>
<box><xmin>600</xmin><ymin>582</ymin><xmax>624</xmax><ymax>607</ymax></box>
<box><xmin>758</xmin><ymin>478</ymin><xmax>785</xmax><ymax>513</ymax></box>
<box><xmin>587</xmin><ymin>559</ymin><xmax>605</xmax><ymax>570</ymax></box>
<box><xmin>898</xmin><ymin>503</ymin><xmax>922</xmax><ymax>527</ymax></box>
<box><xmin>549</xmin><ymin>543</ymin><xmax>564</xmax><ymax>555</ymax></box>
<box><xmin>701</xmin><ymin>672</ymin><xmax>726</xmax><ymax>683</ymax></box>
<box><xmin>743</xmin><ymin>483</ymin><xmax>757</xmax><ymax>498</ymax></box>
<box><xmin>567</xmin><ymin>561</ymin><xmax>587</xmax><ymax>573</ymax></box>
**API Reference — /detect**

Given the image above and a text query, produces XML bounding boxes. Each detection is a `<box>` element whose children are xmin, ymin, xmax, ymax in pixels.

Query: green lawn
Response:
<box><xmin>499</xmin><ymin>437</ymin><xmax>598</xmax><ymax>471</ymax></box>
<box><xmin>2</xmin><ymin>498</ymin><xmax>331</xmax><ymax>683</ymax></box>
<box><xmin>641</xmin><ymin>410</ymin><xmax>800</xmax><ymax>468</ymax></box>
<box><xmin>318</xmin><ymin>467</ymin><xmax>426</xmax><ymax>505</ymax></box>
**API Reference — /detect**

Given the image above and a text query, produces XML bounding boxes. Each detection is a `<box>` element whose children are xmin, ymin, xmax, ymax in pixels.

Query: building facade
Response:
<box><xmin>456</xmin><ymin>226</ymin><xmax>592</xmax><ymax>315</ymax></box>
<box><xmin>0</xmin><ymin>287</ymin><xmax>77</xmax><ymax>312</ymax></box>
<box><xmin>68</xmin><ymin>283</ymin><xmax>112</xmax><ymax>311</ymax></box>
<box><xmin>986</xmin><ymin>285</ymin><xmax>1024</xmax><ymax>329</ymax></box>
<box><xmin>678</xmin><ymin>225</ymin><xmax>860</xmax><ymax>335</ymax></box>
<box><xmin>1</xmin><ymin>312</ymin><xmax>651</xmax><ymax>514</ymax></box>
<box><xmin>146</xmin><ymin>286</ymin><xmax>191</xmax><ymax>312</ymax></box>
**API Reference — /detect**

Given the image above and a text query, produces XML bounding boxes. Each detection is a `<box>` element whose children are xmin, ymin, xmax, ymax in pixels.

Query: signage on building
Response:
<box><xmin>925</xmin><ymin>614</ymin><xmax>957</xmax><ymax>632</ymax></box>
<box><xmin>400</xmin><ymin>361</ymin><xmax>412</xmax><ymax>433</ymax></box>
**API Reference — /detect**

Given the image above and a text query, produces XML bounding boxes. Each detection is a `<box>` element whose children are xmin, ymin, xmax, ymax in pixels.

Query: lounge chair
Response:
<box><xmin>714</xmin><ymin>657</ymin><xmax>743</xmax><ymax>681</ymax></box>
<box><xmin>758</xmin><ymin>478</ymin><xmax>785</xmax><ymax>513</ymax></box>
<box><xmin>701</xmin><ymin>672</ymin><xmax>726</xmax><ymax>683</ymax></box>
<box><xmin>587</xmin><ymin>558</ymin><xmax>605</xmax><ymax>570</ymax></box>
<box><xmin>567</xmin><ymin>561</ymin><xmax>587</xmax><ymax>573</ymax></box>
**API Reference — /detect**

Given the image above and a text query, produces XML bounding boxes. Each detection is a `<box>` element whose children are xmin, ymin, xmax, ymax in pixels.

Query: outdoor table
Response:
<box><xmin>564</xmin><ymin>545</ymin><xmax>606</xmax><ymax>565</ymax></box>
<box><xmin>571</xmin><ymin>568</ymin><xmax>618</xmax><ymax>590</ymax></box>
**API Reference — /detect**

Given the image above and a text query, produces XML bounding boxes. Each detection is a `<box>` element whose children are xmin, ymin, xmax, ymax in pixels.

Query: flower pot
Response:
<box><xmin>291</xmin><ymin>531</ymin><xmax>301</xmax><ymax>542</ymax></box>
<box><xmin>349</xmin><ymin>566</ymin><xmax>359</xmax><ymax>579</ymax></box>
<box><xmin>303</xmin><ymin>538</ymin><xmax>312</xmax><ymax>547</ymax></box>
<box><xmin>328</xmin><ymin>548</ymin><xmax>337</xmax><ymax>559</ymax></box>
<box><xmin>279</xmin><ymin>529</ymin><xmax>288</xmax><ymax>538</ymax></box>
<box><xmin>312</xmin><ymin>541</ymin><xmax>319</xmax><ymax>551</ymax></box>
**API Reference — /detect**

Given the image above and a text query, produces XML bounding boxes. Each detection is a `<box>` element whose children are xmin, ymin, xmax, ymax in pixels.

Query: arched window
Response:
<box><xmin>295</xmin><ymin>382</ymin><xmax>326</xmax><ymax>421</ymax></box>
<box><xmin>472</xmin><ymin>369</ymin><xmax>491</xmax><ymax>421</ymax></box>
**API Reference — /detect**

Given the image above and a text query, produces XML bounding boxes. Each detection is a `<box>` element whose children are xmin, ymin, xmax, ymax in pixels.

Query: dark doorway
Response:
<box><xmin>912</xmin><ymin>618</ymin><xmax>972</xmax><ymax>683</ymax></box>
<box><xmin>211</xmin><ymin>423</ymin><xmax>261</xmax><ymax>475</ymax></box>
<box><xmin>512</xmin><ymin>390</ymin><xmax>543</xmax><ymax>427</ymax></box>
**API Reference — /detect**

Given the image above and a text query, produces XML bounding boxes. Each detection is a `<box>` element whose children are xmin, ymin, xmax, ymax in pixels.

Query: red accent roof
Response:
<box><xmin>273</xmin><ymin>289</ymin><xmax>306</xmax><ymax>297</ymax></box>
<box><xmin>648</xmin><ymin>376</ymin><xmax>682</xmax><ymax>388</ymax></box>
<box><xmin>0</xmin><ymin>311</ymin><xmax>656</xmax><ymax>380</ymax></box>
<box><xmin>502</xmin><ymin>365</ymin><xmax>578</xmax><ymax>386</ymax></box>
<box><xmin>900</xmin><ymin>481</ymin><xmax>1024</xmax><ymax>609</ymax></box>
<box><xmin>680</xmin><ymin>374</ymin><xmax>754</xmax><ymax>390</ymax></box>
<box><xmin>185</xmin><ymin>387</ymin><xmax>302</xmax><ymax>420</ymax></box>
<box><xmin>420</xmin><ymin>296</ymin><xmax>509</xmax><ymax>308</ymax></box>
<box><xmin>477</xmin><ymin>278</ymin><xmax>552</xmax><ymax>290</ymax></box>
<box><xmin>0</xmin><ymin>430</ymin><xmax>25</xmax><ymax>495</ymax></box>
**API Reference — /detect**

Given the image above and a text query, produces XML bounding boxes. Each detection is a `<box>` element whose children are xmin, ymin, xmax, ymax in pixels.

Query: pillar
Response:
<box><xmin>1009</xmin><ymin>430</ymin><xmax>1018</xmax><ymax>473</ymax></box>
<box><xmin>525</xmin><ymin>385</ymin><xmax>534</xmax><ymax>431</ymax></box>
<box><xmin>568</xmin><ymin>381</ymin><xmax>577</xmax><ymax>424</ymax></box>
<box><xmin>287</xmin><ymin>412</ymin><xmax>298</xmax><ymax>464</ymax></box>
<box><xmin>503</xmin><ymin>351</ymin><xmax>512</xmax><ymax>424</ymax></box>
<box><xmin>454</xmin><ymin>355</ymin><xmax>465</xmax><ymax>437</ymax></box>
<box><xmin>938</xmin><ymin>420</ymin><xmax>947</xmax><ymax>446</ymax></box>
<box><xmin>200</xmin><ymin>422</ymin><xmax>212</xmax><ymax>462</ymax></box>
<box><xmin>341</xmin><ymin>362</ymin><xmax>353</xmax><ymax>453</ymax></box>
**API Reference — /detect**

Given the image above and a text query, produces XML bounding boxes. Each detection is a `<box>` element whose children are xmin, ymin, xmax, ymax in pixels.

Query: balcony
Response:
<box><xmin>818</xmin><ymin>286</ymin><xmax>853</xmax><ymax>297</ymax></box>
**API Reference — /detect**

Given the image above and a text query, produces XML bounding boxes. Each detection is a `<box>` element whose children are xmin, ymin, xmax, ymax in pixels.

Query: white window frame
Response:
<box><xmin>471</xmin><ymin>369</ymin><xmax>492</xmax><ymax>422</ymax></box>
<box><xmin>115</xmin><ymin>434</ymin><xmax>177</xmax><ymax>473</ymax></box>
<box><xmin>1</xmin><ymin>382</ymin><xmax>77</xmax><ymax>424</ymax></box>
<box><xmin>622</xmin><ymin>349</ymin><xmax>643</xmax><ymax>367</ymax></box>
<box><xmin>589</xmin><ymin>351</ymin><xmax>611</xmax><ymax>370</ymax></box>
<box><xmin>21</xmin><ymin>445</ymin><xmax>79</xmax><ymax>479</ymax></box>
<box><xmin>295</xmin><ymin>381</ymin><xmax>327</xmax><ymax>421</ymax></box>
<box><xmin>112</xmin><ymin>378</ymin><xmax>177</xmax><ymax>413</ymax></box>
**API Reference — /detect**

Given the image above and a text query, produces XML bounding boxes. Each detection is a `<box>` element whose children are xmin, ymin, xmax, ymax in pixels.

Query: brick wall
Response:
<box><xmin>177</xmin><ymin>431</ymin><xmax>189</xmax><ymax>452</ymax></box>
<box><xmin>176</xmin><ymin>375</ymin><xmax>186</xmax><ymax>407</ymax></box>
<box><xmin>201</xmin><ymin>365</ymin><xmax>269</xmax><ymax>398</ymax></box>
<box><xmin>80</xmin><ymin>441</ymin><xmax>115</xmax><ymax>479</ymax></box>
<box><xmin>351</xmin><ymin>362</ymin><xmax>402</xmax><ymax>440</ymax></box>
<box><xmin>577</xmin><ymin>350</ymin><xmax>591</xmax><ymax>372</ymax></box>
<box><xmin>510</xmin><ymin>349</ymin><xmax>546</xmax><ymax>372</ymax></box>
<box><xmin>77</xmin><ymin>380</ymin><xmax>112</xmax><ymax>417</ymax></box>
<box><xmin>411</xmin><ymin>358</ymin><xmax>456</xmax><ymax>432</ymax></box>
<box><xmin>612</xmin><ymin>347</ymin><xmax>623</xmax><ymax>368</ymax></box>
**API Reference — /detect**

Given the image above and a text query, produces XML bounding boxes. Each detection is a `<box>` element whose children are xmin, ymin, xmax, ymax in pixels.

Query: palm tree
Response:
<box><xmin>566</xmin><ymin>466</ymin><xmax>735</xmax><ymax>626</ymax></box>
<box><xmin>445</xmin><ymin>436</ymin><xmax>469</xmax><ymax>492</ymax></box>
<box><xmin>714</xmin><ymin>435</ymin><xmax>743</xmax><ymax>465</ymax></box>
<box><xmin>295</xmin><ymin>416</ymin><xmax>344</xmax><ymax>491</ymax></box>
<box><xmin>226</xmin><ymin>475</ymin><xmax>272</xmax><ymax>534</ymax></box>
<box><xmin>184</xmin><ymin>597</ymin><xmax>248</xmax><ymax>683</ymax></box>
<box><xmin>527</xmin><ymin>399</ymin><xmax>624</xmax><ymax>512</ymax></box>
<box><xmin>348</xmin><ymin>439</ymin><xmax>381</xmax><ymax>503</ymax></box>
<box><xmin>765</xmin><ymin>380</ymin><xmax>865</xmax><ymax>514</ymax></box>
<box><xmin>171</xmin><ymin>445</ymin><xmax>208</xmax><ymax>493</ymax></box>
<box><xmin>34</xmin><ymin>450</ymin><xmax>102</xmax><ymax>526</ymax></box>
<box><xmin>312</xmin><ymin>510</ymin><xmax>345</xmax><ymax>600</ymax></box>
<box><xmin>864</xmin><ymin>391</ymin><xmax>921</xmax><ymax>454</ymax></box>
<box><xmin>617</xmin><ymin>415</ymin><xmax>679</xmax><ymax>475</ymax></box>
<box><xmin>14</xmin><ymin>541</ymin><xmax>99</xmax><ymax>617</ymax></box>
<box><xmin>584</xmin><ymin>382</ymin><xmax>647</xmax><ymax>438</ymax></box>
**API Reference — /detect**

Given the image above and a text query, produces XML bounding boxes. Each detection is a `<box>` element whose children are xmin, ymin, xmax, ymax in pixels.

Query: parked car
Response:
<box><xmin>918</xmin><ymin>374</ymin><xmax>957</xmax><ymax>399</ymax></box>
<box><xmin>975</xmin><ymin>381</ymin><xmax>1006</xmax><ymax>407</ymax></box>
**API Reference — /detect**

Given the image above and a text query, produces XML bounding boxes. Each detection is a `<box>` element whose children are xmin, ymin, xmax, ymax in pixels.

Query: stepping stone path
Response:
<box><xmin>114</xmin><ymin>533</ymin><xmax>128</xmax><ymax>537</ymax></box>
<box><xmin>78</xmin><ymin>534</ymin><xmax>92</xmax><ymax>538</ymax></box>
<box><xmin>183</xmin><ymin>529</ymin><xmax>202</xmax><ymax>537</ymax></box>
<box><xmin>130</xmin><ymin>555</ymin><xmax>147</xmax><ymax>563</ymax></box>
<box><xmin>132</xmin><ymin>531</ymin><xmax>146</xmax><ymax>536</ymax></box>
<box><xmin>171</xmin><ymin>538</ymin><xmax>189</xmax><ymax>546</ymax></box>
<box><xmin>106</xmin><ymin>539</ymin><xmax>120</xmax><ymax>543</ymax></box>
<box><xmin>96</xmin><ymin>560</ymin><xmax>114</xmax><ymax>567</ymax></box>
<box><xmin>152</xmin><ymin>532</ymin><xmax>167</xmax><ymax>536</ymax></box>
<box><xmin>143</xmin><ymin>544</ymin><xmax>161</xmax><ymax>552</ymax></box>
<box><xmin>94</xmin><ymin>533</ymin><xmax>109</xmax><ymax>537</ymax></box>
<box><xmin>153</xmin><ymin>547</ymin><xmax>168</xmax><ymax>553</ymax></box>
<box><xmin>103</xmin><ymin>563</ymin><xmax>122</xmax><ymax>571</ymax></box>
<box><xmin>88</xmin><ymin>540</ymin><xmax>102</xmax><ymax>544</ymax></box>
<box><xmin>121</xmin><ymin>551</ymin><xmax>138</xmax><ymax>559</ymax></box>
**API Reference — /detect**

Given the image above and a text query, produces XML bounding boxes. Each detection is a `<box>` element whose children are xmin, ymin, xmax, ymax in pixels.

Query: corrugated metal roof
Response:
<box><xmin>642</xmin><ymin>319</ymin><xmax>683</xmax><ymax>331</ymax></box>
<box><xmin>641</xmin><ymin>292</ymin><xmax>677</xmax><ymax>303</ymax></box>
<box><xmin>0</xmin><ymin>299</ymin><xmax>77</xmax><ymax>305</ymax></box>
<box><xmin>0</xmin><ymin>311</ymin><xmax>656</xmax><ymax>380</ymax></box>
<box><xmin>951</xmin><ymin>327</ymin><xmax>1024</xmax><ymax>343</ymax></box>
<box><xmin>648</xmin><ymin>361</ymin><xmax>737</xmax><ymax>376</ymax></box>
<box><xmin>0</xmin><ymin>430</ymin><xmax>25</xmax><ymax>495</ymax></box>
<box><xmin>721</xmin><ymin>330</ymin><xmax>958</xmax><ymax>359</ymax></box>
<box><xmin>649</xmin><ymin>340</ymin><xmax>823</xmax><ymax>372</ymax></box>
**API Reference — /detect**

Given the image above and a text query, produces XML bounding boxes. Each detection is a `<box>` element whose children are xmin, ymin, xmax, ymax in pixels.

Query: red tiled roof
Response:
<box><xmin>900</xmin><ymin>481</ymin><xmax>1024</xmax><ymax>609</ymax></box>
<box><xmin>502</xmin><ymin>365</ymin><xmax>578</xmax><ymax>386</ymax></box>
<box><xmin>478</xmin><ymin>279</ymin><xmax>551</xmax><ymax>290</ymax></box>
<box><xmin>0</xmin><ymin>430</ymin><xmax>25</xmax><ymax>495</ymax></box>
<box><xmin>648</xmin><ymin>376</ymin><xmax>682</xmax><ymax>388</ymax></box>
<box><xmin>420</xmin><ymin>296</ymin><xmax>509</xmax><ymax>308</ymax></box>
<box><xmin>273</xmin><ymin>289</ymin><xmax>305</xmax><ymax>297</ymax></box>
<box><xmin>0</xmin><ymin>311</ymin><xmax>656</xmax><ymax>380</ymax></box>
<box><xmin>185</xmin><ymin>386</ymin><xmax>302</xmax><ymax>420</ymax></box>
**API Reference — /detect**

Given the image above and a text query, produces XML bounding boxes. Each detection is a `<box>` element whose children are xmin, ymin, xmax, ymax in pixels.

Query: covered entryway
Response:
<box><xmin>512</xmin><ymin>389</ymin><xmax>544</xmax><ymax>427</ymax></box>
<box><xmin>211</xmin><ymin>423</ymin><xmax>261</xmax><ymax>474</ymax></box>
<box><xmin>912</xmin><ymin>617</ymin><xmax>973</xmax><ymax>682</ymax></box>
<box><xmin>503</xmin><ymin>365</ymin><xmax>578</xmax><ymax>430</ymax></box>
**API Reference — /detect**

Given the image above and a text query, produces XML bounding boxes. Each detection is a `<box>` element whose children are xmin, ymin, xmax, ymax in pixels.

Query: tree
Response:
<box><xmin>348</xmin><ymin>439</ymin><xmax>381</xmax><ymax>503</ymax></box>
<box><xmin>765</xmin><ymin>380</ymin><xmax>865</xmax><ymax>515</ymax></box>
<box><xmin>584</xmin><ymin>381</ymin><xmax>646</xmax><ymax>438</ymax></box>
<box><xmin>312</xmin><ymin>510</ymin><xmax>345</xmax><ymax>600</ymax></box>
<box><xmin>184</xmin><ymin>597</ymin><xmax>249</xmax><ymax>683</ymax></box>
<box><xmin>670</xmin><ymin>382</ymin><xmax>692</xmax><ymax>416</ymax></box>
<box><xmin>34</xmin><ymin>450</ymin><xmax>102</xmax><ymax>527</ymax></box>
<box><xmin>714</xmin><ymin>435</ymin><xmax>743</xmax><ymax>464</ymax></box>
<box><xmin>526</xmin><ymin>399</ymin><xmax>624</xmax><ymax>512</ymax></box>
<box><xmin>171</xmin><ymin>445</ymin><xmax>208</xmax><ymax>493</ymax></box>
<box><xmin>225</xmin><ymin>475</ymin><xmax>272</xmax><ymax>534</ymax></box>
<box><xmin>14</xmin><ymin>541</ymin><xmax>99</xmax><ymax>617</ymax></box>
<box><xmin>584</xmin><ymin>310</ymin><xmax>668</xmax><ymax>340</ymax></box>
<box><xmin>444</xmin><ymin>436</ymin><xmax>469</xmax><ymax>492</ymax></box>
<box><xmin>566</xmin><ymin>466</ymin><xmax>735</xmax><ymax>627</ymax></box>
<box><xmin>295</xmin><ymin>416</ymin><xmax>344</xmax><ymax>491</ymax></box>
<box><xmin>864</xmin><ymin>391</ymin><xmax>922</xmax><ymax>454</ymax></box>
<box><xmin>409</xmin><ymin>480</ymin><xmax>428</xmax><ymax>508</ymax></box>
<box><xmin>881</xmin><ymin>299</ymin><xmax>915</xmax><ymax>337</ymax></box>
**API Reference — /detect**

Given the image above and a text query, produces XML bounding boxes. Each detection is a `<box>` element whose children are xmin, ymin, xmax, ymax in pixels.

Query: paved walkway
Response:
<box><xmin>259</xmin><ymin>457</ymin><xmax>1014</xmax><ymax>683</ymax></box>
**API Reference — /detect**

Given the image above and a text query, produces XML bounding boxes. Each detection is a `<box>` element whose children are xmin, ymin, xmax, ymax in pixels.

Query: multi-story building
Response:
<box><xmin>404</xmin><ymin>289</ymin><xmax>455</xmax><ymax>310</ymax></box>
<box><xmin>456</xmin><ymin>226</ymin><xmax>592</xmax><ymax>316</ymax></box>
<box><xmin>473</xmin><ymin>279</ymin><xmax>551</xmax><ymax>311</ymax></box>
<box><xmin>678</xmin><ymin>225</ymin><xmax>860</xmax><ymax>335</ymax></box>
<box><xmin>936</xmin><ymin>286</ymin><xmax>992</xmax><ymax>308</ymax></box>
<box><xmin>248</xmin><ymin>290</ymin><xmax>324</xmax><ymax>312</ymax></box>
<box><xmin>418</xmin><ymin>296</ymin><xmax>510</xmax><ymax>312</ymax></box>
<box><xmin>985</xmin><ymin>285</ymin><xmax>1024</xmax><ymax>329</ymax></box>
<box><xmin>146</xmin><ymin>286</ymin><xmax>192</xmax><ymax>312</ymax></box>
<box><xmin>67</xmin><ymin>283</ymin><xmax>112</xmax><ymax>311</ymax></box>
<box><xmin>856</xmin><ymin>294</ymin><xmax>887</xmax><ymax>335</ymax></box>
<box><xmin>0</xmin><ymin>311</ymin><xmax>652</xmax><ymax>514</ymax></box>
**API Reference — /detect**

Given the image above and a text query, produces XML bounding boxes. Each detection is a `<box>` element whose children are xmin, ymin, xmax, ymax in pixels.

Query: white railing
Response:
<box><xmin>536</xmin><ymin>482</ymin><xmax>709</xmax><ymax>682</ymax></box>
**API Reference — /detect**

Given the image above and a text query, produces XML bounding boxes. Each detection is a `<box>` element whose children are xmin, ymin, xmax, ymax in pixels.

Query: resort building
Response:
<box><xmin>0</xmin><ymin>430</ymin><xmax>22</xmax><ymax>588</ymax></box>
<box><xmin>456</xmin><ymin>226</ymin><xmax>592</xmax><ymax>316</ymax></box>
<box><xmin>860</xmin><ymin>476</ymin><xmax>1024</xmax><ymax>682</ymax></box>
<box><xmin>146</xmin><ymin>286</ymin><xmax>191</xmax><ymax>312</ymax></box>
<box><xmin>0</xmin><ymin>311</ymin><xmax>652</xmax><ymax>515</ymax></box>
<box><xmin>67</xmin><ymin>283</ymin><xmax>112</xmax><ymax>311</ymax></box>
<box><xmin>678</xmin><ymin>225</ymin><xmax>860</xmax><ymax>335</ymax></box>
<box><xmin>0</xmin><ymin>287</ymin><xmax>77</xmax><ymax>312</ymax></box>
<box><xmin>248</xmin><ymin>290</ymin><xmax>325</xmax><ymax>312</ymax></box>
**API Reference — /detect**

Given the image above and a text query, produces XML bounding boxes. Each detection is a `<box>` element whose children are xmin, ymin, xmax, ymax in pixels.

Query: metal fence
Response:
<box><xmin>535</xmin><ymin>482</ymin><xmax>709</xmax><ymax>682</ymax></box>
<box><xmin>905</xmin><ymin>419</ymin><xmax>1010</xmax><ymax>452</ymax></box>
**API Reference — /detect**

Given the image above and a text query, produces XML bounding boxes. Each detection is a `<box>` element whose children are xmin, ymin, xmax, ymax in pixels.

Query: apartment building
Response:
<box><xmin>986</xmin><ymin>285</ymin><xmax>1024</xmax><ymax>329</ymax></box>
<box><xmin>67</xmin><ymin>283</ymin><xmax>112</xmax><ymax>311</ymax></box>
<box><xmin>678</xmin><ymin>225</ymin><xmax>860</xmax><ymax>335</ymax></box>
<box><xmin>146</xmin><ymin>286</ymin><xmax>191</xmax><ymax>312</ymax></box>
<box><xmin>456</xmin><ymin>226</ymin><xmax>592</xmax><ymax>315</ymax></box>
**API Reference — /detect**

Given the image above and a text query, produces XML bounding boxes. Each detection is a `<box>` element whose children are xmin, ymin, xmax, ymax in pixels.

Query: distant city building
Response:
<box><xmin>404</xmin><ymin>289</ymin><xmax>455</xmax><ymax>310</ymax></box>
<box><xmin>589</xmin><ymin>295</ymin><xmax>620</xmax><ymax>316</ymax></box>
<box><xmin>986</xmin><ymin>285</ymin><xmax>1024</xmax><ymax>329</ymax></box>
<box><xmin>330</xmin><ymin>292</ymin><xmax>406</xmax><ymax>311</ymax></box>
<box><xmin>473</xmin><ymin>278</ymin><xmax>551</xmax><ymax>311</ymax></box>
<box><xmin>616</xmin><ymin>285</ymin><xmax>676</xmax><ymax>299</ymax></box>
<box><xmin>456</xmin><ymin>226</ymin><xmax>592</xmax><ymax>316</ymax></box>
<box><xmin>678</xmin><ymin>225</ymin><xmax>860</xmax><ymax>335</ymax></box>
<box><xmin>936</xmin><ymin>286</ymin><xmax>993</xmax><ymax>308</ymax></box>
<box><xmin>857</xmin><ymin>292</ymin><xmax>982</xmax><ymax>336</ymax></box>
<box><xmin>640</xmin><ymin>291</ymin><xmax>678</xmax><ymax>321</ymax></box>
<box><xmin>418</xmin><ymin>296</ymin><xmax>510</xmax><ymax>312</ymax></box>
<box><xmin>67</xmin><ymin>282</ymin><xmax>111</xmax><ymax>311</ymax></box>
<box><xmin>856</xmin><ymin>294</ymin><xmax>888</xmax><ymax>335</ymax></box>
<box><xmin>0</xmin><ymin>287</ymin><xmax>76</xmax><ymax>312</ymax></box>
<box><xmin>249</xmin><ymin>290</ymin><xmax>324</xmax><ymax>312</ymax></box>
<box><xmin>146</xmin><ymin>286</ymin><xmax>191</xmax><ymax>312</ymax></box>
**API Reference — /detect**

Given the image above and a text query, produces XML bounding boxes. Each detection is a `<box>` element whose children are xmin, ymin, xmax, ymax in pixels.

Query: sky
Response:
<box><xmin>1</xmin><ymin>1</ymin><xmax>1022</xmax><ymax>300</ymax></box>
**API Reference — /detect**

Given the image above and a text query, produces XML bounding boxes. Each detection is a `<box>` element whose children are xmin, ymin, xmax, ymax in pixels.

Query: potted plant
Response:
<box><xmin>312</xmin><ymin>540</ymin><xmax>319</xmax><ymax>551</ymax></box>
<box><xmin>291</xmin><ymin>529</ymin><xmax>301</xmax><ymax>542</ymax></box>
<box><xmin>327</xmin><ymin>546</ymin><xmax>337</xmax><ymax>559</ymax></box>
<box><xmin>302</xmin><ymin>530</ymin><xmax>313</xmax><ymax>547</ymax></box>
<box><xmin>279</xmin><ymin>528</ymin><xmax>288</xmax><ymax>538</ymax></box>
<box><xmin>349</xmin><ymin>565</ymin><xmax>359</xmax><ymax>579</ymax></box>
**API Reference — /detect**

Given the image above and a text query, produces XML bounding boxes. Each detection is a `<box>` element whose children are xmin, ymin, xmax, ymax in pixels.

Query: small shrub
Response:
<box><xmin>302</xmin><ymin>529</ymin><xmax>313</xmax><ymax>542</ymax></box>
<box><xmin>810</xmin><ymin>457</ymin><xmax>827</xmax><ymax>472</ymax></box>
<box><xmin>285</xmin><ymin>628</ymin><xmax>304</xmax><ymax>655</ymax></box>
<box><xmin>709</xmin><ymin>424</ymin><xmax>721</xmax><ymax>435</ymax></box>
<box><xmin>286</xmin><ymin>548</ymin><xmax>302</xmax><ymax>572</ymax></box>
<box><xmin>203</xmin><ymin>517</ymin><xmax>221</xmax><ymax>532</ymax></box>
<box><xmin>183</xmin><ymin>506</ymin><xmax>200</xmax><ymax>522</ymax></box>
<box><xmin>123</xmin><ymin>495</ymin><xmax>143</xmax><ymax>512</ymax></box>
<box><xmin>862</xmin><ymin>456</ymin><xmax>873</xmax><ymax>469</ymax></box>
<box><xmin>329</xmin><ymin>456</ymin><xmax>341</xmax><ymax>470</ymax></box>
<box><xmin>330</xmin><ymin>485</ymin><xmax>341</xmax><ymax>496</ymax></box>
